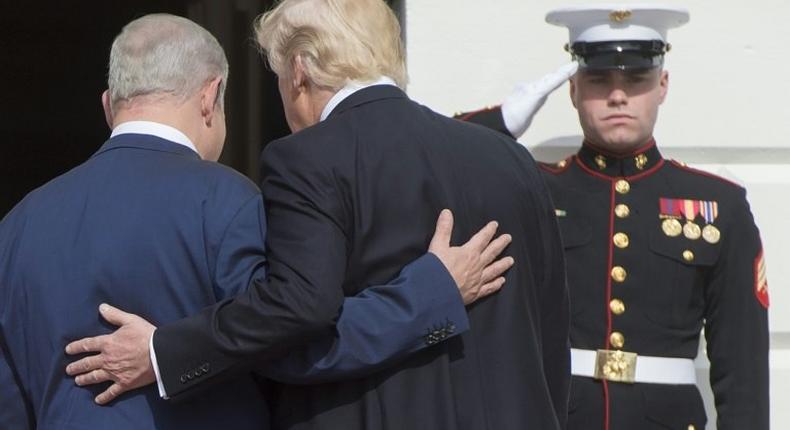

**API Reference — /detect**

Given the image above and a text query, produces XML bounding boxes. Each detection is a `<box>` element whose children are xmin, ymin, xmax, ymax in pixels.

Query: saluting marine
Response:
<box><xmin>458</xmin><ymin>5</ymin><xmax>769</xmax><ymax>429</ymax></box>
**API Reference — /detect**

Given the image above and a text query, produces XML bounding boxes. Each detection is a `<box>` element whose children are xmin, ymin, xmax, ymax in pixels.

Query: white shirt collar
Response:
<box><xmin>110</xmin><ymin>121</ymin><xmax>198</xmax><ymax>155</ymax></box>
<box><xmin>319</xmin><ymin>76</ymin><xmax>398</xmax><ymax>122</ymax></box>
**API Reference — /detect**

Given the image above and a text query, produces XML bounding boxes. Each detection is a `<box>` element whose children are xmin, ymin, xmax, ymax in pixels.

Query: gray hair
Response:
<box><xmin>108</xmin><ymin>14</ymin><xmax>229</xmax><ymax>109</ymax></box>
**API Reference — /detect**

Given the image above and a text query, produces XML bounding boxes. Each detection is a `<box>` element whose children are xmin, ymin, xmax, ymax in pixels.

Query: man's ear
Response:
<box><xmin>201</xmin><ymin>77</ymin><xmax>223</xmax><ymax>125</ymax></box>
<box><xmin>658</xmin><ymin>70</ymin><xmax>669</xmax><ymax>105</ymax></box>
<box><xmin>569</xmin><ymin>77</ymin><xmax>578</xmax><ymax>109</ymax></box>
<box><xmin>292</xmin><ymin>55</ymin><xmax>308</xmax><ymax>92</ymax></box>
<box><xmin>101</xmin><ymin>90</ymin><xmax>114</xmax><ymax>129</ymax></box>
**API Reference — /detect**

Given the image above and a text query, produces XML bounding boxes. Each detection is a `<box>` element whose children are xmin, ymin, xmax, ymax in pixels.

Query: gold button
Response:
<box><xmin>687</xmin><ymin>426</ymin><xmax>696</xmax><ymax>430</ymax></box>
<box><xmin>615</xmin><ymin>179</ymin><xmax>630</xmax><ymax>194</ymax></box>
<box><xmin>610</xmin><ymin>299</ymin><xmax>625</xmax><ymax>315</ymax></box>
<box><xmin>611</xmin><ymin>266</ymin><xmax>627</xmax><ymax>283</ymax></box>
<box><xmin>683</xmin><ymin>250</ymin><xmax>694</xmax><ymax>262</ymax></box>
<box><xmin>614</xmin><ymin>204</ymin><xmax>630</xmax><ymax>218</ymax></box>
<box><xmin>609</xmin><ymin>332</ymin><xmax>625</xmax><ymax>348</ymax></box>
<box><xmin>613</xmin><ymin>232</ymin><xmax>629</xmax><ymax>249</ymax></box>
<box><xmin>557</xmin><ymin>159</ymin><xmax>567</xmax><ymax>168</ymax></box>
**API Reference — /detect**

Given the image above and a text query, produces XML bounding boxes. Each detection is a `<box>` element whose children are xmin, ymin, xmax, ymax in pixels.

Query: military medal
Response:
<box><xmin>683</xmin><ymin>222</ymin><xmax>701</xmax><ymax>240</ymax></box>
<box><xmin>661</xmin><ymin>218</ymin><xmax>682</xmax><ymax>237</ymax></box>
<box><xmin>699</xmin><ymin>200</ymin><xmax>720</xmax><ymax>244</ymax></box>
<box><xmin>658</xmin><ymin>197</ymin><xmax>683</xmax><ymax>237</ymax></box>
<box><xmin>702</xmin><ymin>224</ymin><xmax>720</xmax><ymax>244</ymax></box>
<box><xmin>679</xmin><ymin>199</ymin><xmax>702</xmax><ymax>240</ymax></box>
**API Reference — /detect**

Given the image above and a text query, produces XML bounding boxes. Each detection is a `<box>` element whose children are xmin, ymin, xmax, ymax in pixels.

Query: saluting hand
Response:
<box><xmin>502</xmin><ymin>61</ymin><xmax>578</xmax><ymax>138</ymax></box>
<box><xmin>65</xmin><ymin>304</ymin><xmax>156</xmax><ymax>405</ymax></box>
<box><xmin>428</xmin><ymin>209</ymin><xmax>514</xmax><ymax>305</ymax></box>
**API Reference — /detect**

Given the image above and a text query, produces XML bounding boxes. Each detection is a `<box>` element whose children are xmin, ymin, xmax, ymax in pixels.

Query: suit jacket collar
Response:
<box><xmin>92</xmin><ymin>133</ymin><xmax>201</xmax><ymax>160</ymax></box>
<box><xmin>326</xmin><ymin>85</ymin><xmax>408</xmax><ymax>119</ymax></box>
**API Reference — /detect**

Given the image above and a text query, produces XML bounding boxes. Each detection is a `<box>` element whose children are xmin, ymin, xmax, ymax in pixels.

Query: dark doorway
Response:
<box><xmin>1</xmin><ymin>0</ymin><xmax>405</xmax><ymax>218</ymax></box>
<box><xmin>0</xmin><ymin>1</ymin><xmax>290</xmax><ymax>218</ymax></box>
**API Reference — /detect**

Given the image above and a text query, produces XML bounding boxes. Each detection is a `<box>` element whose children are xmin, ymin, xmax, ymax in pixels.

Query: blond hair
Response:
<box><xmin>255</xmin><ymin>0</ymin><xmax>407</xmax><ymax>90</ymax></box>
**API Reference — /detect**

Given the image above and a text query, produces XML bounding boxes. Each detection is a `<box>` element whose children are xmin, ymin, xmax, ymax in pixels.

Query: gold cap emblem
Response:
<box><xmin>609</xmin><ymin>10</ymin><xmax>632</xmax><ymax>22</ymax></box>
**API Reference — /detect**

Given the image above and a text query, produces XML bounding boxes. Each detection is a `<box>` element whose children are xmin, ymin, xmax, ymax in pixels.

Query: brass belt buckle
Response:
<box><xmin>594</xmin><ymin>349</ymin><xmax>637</xmax><ymax>383</ymax></box>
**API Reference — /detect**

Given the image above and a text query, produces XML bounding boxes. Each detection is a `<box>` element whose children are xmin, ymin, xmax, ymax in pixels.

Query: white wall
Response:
<box><xmin>403</xmin><ymin>1</ymin><xmax>790</xmax><ymax>428</ymax></box>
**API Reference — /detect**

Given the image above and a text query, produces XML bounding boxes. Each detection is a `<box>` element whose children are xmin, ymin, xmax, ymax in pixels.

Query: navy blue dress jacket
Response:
<box><xmin>0</xmin><ymin>133</ymin><xmax>467</xmax><ymax>429</ymax></box>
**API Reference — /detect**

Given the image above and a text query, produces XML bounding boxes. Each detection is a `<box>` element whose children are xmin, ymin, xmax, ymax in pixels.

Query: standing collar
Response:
<box><xmin>320</xmin><ymin>76</ymin><xmax>398</xmax><ymax>121</ymax></box>
<box><xmin>111</xmin><ymin>121</ymin><xmax>199</xmax><ymax>156</ymax></box>
<box><xmin>577</xmin><ymin>138</ymin><xmax>663</xmax><ymax>178</ymax></box>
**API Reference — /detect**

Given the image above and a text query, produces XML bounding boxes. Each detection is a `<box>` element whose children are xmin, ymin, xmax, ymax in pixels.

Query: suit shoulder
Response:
<box><xmin>181</xmin><ymin>159</ymin><xmax>260</xmax><ymax>200</ymax></box>
<box><xmin>262</xmin><ymin>121</ymin><xmax>347</xmax><ymax>166</ymax></box>
<box><xmin>437</xmin><ymin>109</ymin><xmax>520</xmax><ymax>148</ymax></box>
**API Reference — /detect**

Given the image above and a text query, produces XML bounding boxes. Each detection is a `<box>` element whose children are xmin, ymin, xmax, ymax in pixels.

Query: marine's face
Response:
<box><xmin>570</xmin><ymin>67</ymin><xmax>668</xmax><ymax>154</ymax></box>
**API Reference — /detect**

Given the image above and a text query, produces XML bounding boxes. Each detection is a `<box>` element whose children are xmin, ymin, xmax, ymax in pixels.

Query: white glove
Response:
<box><xmin>501</xmin><ymin>62</ymin><xmax>578</xmax><ymax>138</ymax></box>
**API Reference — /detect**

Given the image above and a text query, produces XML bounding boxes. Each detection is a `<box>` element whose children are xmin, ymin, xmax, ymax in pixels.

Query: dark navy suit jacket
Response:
<box><xmin>0</xmin><ymin>133</ymin><xmax>467</xmax><ymax>429</ymax></box>
<box><xmin>153</xmin><ymin>86</ymin><xmax>569</xmax><ymax>430</ymax></box>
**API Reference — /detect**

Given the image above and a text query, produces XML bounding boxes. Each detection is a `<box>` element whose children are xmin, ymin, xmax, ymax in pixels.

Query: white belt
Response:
<box><xmin>571</xmin><ymin>348</ymin><xmax>697</xmax><ymax>385</ymax></box>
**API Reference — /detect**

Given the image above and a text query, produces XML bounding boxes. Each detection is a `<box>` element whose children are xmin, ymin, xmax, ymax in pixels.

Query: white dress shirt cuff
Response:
<box><xmin>149</xmin><ymin>330</ymin><xmax>169</xmax><ymax>399</ymax></box>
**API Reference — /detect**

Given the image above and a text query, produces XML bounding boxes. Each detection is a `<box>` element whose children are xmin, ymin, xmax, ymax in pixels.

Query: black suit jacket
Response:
<box><xmin>157</xmin><ymin>86</ymin><xmax>570</xmax><ymax>429</ymax></box>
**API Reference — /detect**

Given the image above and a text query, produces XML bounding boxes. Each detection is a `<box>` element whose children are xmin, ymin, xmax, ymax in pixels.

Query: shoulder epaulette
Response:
<box><xmin>539</xmin><ymin>156</ymin><xmax>573</xmax><ymax>174</ymax></box>
<box><xmin>668</xmin><ymin>159</ymin><xmax>742</xmax><ymax>188</ymax></box>
<box><xmin>454</xmin><ymin>105</ymin><xmax>501</xmax><ymax>121</ymax></box>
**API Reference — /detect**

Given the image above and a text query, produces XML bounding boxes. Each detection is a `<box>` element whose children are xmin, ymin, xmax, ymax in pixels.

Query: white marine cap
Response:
<box><xmin>546</xmin><ymin>4</ymin><xmax>689</xmax><ymax>70</ymax></box>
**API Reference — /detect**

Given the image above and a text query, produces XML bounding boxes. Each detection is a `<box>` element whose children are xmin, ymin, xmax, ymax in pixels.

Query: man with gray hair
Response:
<box><xmin>1</xmin><ymin>12</ymin><xmax>513</xmax><ymax>429</ymax></box>
<box><xmin>66</xmin><ymin>1</ymin><xmax>570</xmax><ymax>429</ymax></box>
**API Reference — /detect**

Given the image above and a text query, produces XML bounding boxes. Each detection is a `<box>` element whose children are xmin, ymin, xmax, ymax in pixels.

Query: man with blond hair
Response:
<box><xmin>2</xmin><ymin>12</ymin><xmax>515</xmax><ymax>430</ymax></box>
<box><xmin>65</xmin><ymin>2</ymin><xmax>569</xmax><ymax>429</ymax></box>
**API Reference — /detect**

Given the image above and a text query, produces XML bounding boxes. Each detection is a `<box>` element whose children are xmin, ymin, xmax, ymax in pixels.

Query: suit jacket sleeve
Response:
<box><xmin>704</xmin><ymin>189</ymin><xmax>769</xmax><ymax>429</ymax></box>
<box><xmin>261</xmin><ymin>252</ymin><xmax>469</xmax><ymax>384</ymax></box>
<box><xmin>0</xmin><ymin>334</ymin><xmax>32</xmax><ymax>430</ymax></box>
<box><xmin>157</xmin><ymin>135</ymin><xmax>473</xmax><ymax>398</ymax></box>
<box><xmin>455</xmin><ymin>106</ymin><xmax>514</xmax><ymax>138</ymax></box>
<box><xmin>153</xmin><ymin>143</ymin><xmax>348</xmax><ymax>398</ymax></box>
<box><xmin>534</xmin><ymin>175</ymin><xmax>571</xmax><ymax>429</ymax></box>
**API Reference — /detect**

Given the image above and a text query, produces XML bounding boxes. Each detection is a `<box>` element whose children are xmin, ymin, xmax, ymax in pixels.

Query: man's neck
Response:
<box><xmin>111</xmin><ymin>102</ymin><xmax>204</xmax><ymax>158</ymax></box>
<box><xmin>319</xmin><ymin>76</ymin><xmax>398</xmax><ymax>122</ymax></box>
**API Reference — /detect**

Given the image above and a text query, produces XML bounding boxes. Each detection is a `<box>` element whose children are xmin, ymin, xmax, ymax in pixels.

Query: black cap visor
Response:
<box><xmin>571</xmin><ymin>40</ymin><xmax>666</xmax><ymax>71</ymax></box>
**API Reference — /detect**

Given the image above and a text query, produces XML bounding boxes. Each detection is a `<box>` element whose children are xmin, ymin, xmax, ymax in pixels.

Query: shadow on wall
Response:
<box><xmin>528</xmin><ymin>135</ymin><xmax>583</xmax><ymax>163</ymax></box>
